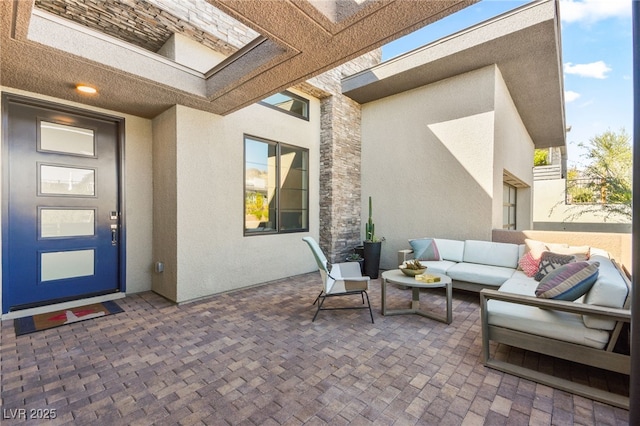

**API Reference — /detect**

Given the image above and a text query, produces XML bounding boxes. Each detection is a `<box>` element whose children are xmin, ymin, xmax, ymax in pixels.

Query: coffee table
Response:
<box><xmin>381</xmin><ymin>269</ymin><xmax>453</xmax><ymax>324</ymax></box>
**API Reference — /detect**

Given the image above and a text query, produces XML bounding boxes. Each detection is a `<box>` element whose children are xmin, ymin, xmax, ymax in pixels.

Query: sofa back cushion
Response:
<box><xmin>525</xmin><ymin>239</ymin><xmax>549</xmax><ymax>259</ymax></box>
<box><xmin>463</xmin><ymin>240</ymin><xmax>520</xmax><ymax>268</ymax></box>
<box><xmin>549</xmin><ymin>245</ymin><xmax>591</xmax><ymax>262</ymax></box>
<box><xmin>433</xmin><ymin>238</ymin><xmax>465</xmax><ymax>262</ymax></box>
<box><xmin>582</xmin><ymin>255</ymin><xmax>629</xmax><ymax>330</ymax></box>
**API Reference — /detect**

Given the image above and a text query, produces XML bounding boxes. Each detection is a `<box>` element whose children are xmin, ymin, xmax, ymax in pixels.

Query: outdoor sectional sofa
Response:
<box><xmin>398</xmin><ymin>237</ymin><xmax>631</xmax><ymax>409</ymax></box>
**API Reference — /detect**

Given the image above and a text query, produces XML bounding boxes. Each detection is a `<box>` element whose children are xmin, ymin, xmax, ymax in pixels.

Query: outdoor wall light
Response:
<box><xmin>76</xmin><ymin>84</ymin><xmax>97</xmax><ymax>94</ymax></box>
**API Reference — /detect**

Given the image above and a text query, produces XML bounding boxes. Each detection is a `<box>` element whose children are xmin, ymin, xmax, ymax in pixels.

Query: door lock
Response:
<box><xmin>111</xmin><ymin>224</ymin><xmax>118</xmax><ymax>246</ymax></box>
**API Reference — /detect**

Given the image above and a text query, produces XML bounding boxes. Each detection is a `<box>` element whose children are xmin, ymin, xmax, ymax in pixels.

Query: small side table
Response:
<box><xmin>381</xmin><ymin>269</ymin><xmax>453</xmax><ymax>324</ymax></box>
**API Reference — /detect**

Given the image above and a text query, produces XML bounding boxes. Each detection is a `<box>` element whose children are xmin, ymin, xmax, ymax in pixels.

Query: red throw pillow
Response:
<box><xmin>518</xmin><ymin>252</ymin><xmax>540</xmax><ymax>277</ymax></box>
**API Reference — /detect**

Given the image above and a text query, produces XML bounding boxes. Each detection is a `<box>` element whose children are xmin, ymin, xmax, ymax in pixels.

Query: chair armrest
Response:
<box><xmin>338</xmin><ymin>276</ymin><xmax>370</xmax><ymax>282</ymax></box>
<box><xmin>479</xmin><ymin>289</ymin><xmax>631</xmax><ymax>322</ymax></box>
<box><xmin>398</xmin><ymin>249</ymin><xmax>414</xmax><ymax>265</ymax></box>
<box><xmin>331</xmin><ymin>262</ymin><xmax>368</xmax><ymax>279</ymax></box>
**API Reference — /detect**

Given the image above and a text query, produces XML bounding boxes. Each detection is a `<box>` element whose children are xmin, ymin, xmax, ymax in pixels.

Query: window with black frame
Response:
<box><xmin>244</xmin><ymin>135</ymin><xmax>308</xmax><ymax>235</ymax></box>
<box><xmin>260</xmin><ymin>91</ymin><xmax>309</xmax><ymax>120</ymax></box>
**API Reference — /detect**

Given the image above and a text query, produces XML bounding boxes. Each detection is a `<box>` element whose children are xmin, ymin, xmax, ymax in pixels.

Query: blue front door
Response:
<box><xmin>2</xmin><ymin>94</ymin><xmax>124</xmax><ymax>313</ymax></box>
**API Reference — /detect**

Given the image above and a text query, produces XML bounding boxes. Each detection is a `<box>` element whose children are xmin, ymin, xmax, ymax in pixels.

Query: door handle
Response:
<box><xmin>111</xmin><ymin>224</ymin><xmax>118</xmax><ymax>246</ymax></box>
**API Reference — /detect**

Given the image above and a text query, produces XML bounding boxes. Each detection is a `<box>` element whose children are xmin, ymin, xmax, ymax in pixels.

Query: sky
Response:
<box><xmin>381</xmin><ymin>0</ymin><xmax>634</xmax><ymax>170</ymax></box>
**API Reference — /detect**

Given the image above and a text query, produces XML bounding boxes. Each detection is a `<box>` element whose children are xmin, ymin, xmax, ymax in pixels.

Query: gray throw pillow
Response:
<box><xmin>534</xmin><ymin>251</ymin><xmax>576</xmax><ymax>281</ymax></box>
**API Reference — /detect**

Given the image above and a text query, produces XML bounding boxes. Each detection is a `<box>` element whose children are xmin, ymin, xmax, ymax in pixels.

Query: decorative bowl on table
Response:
<box><xmin>399</xmin><ymin>260</ymin><xmax>427</xmax><ymax>277</ymax></box>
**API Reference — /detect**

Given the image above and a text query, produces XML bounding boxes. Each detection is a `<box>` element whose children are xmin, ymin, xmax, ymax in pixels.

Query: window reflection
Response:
<box><xmin>41</xmin><ymin>209</ymin><xmax>95</xmax><ymax>238</ymax></box>
<box><xmin>244</xmin><ymin>136</ymin><xmax>308</xmax><ymax>234</ymax></box>
<box><xmin>40</xmin><ymin>121</ymin><xmax>95</xmax><ymax>156</ymax></box>
<box><xmin>41</xmin><ymin>249</ymin><xmax>95</xmax><ymax>282</ymax></box>
<box><xmin>40</xmin><ymin>165</ymin><xmax>95</xmax><ymax>196</ymax></box>
<box><xmin>260</xmin><ymin>91</ymin><xmax>309</xmax><ymax>120</ymax></box>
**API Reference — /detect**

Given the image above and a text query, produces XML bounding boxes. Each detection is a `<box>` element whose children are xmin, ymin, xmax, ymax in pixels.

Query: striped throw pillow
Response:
<box><xmin>535</xmin><ymin>261</ymin><xmax>600</xmax><ymax>301</ymax></box>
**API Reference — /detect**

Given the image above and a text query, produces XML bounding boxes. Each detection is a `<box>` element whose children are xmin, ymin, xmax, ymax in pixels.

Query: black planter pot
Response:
<box><xmin>363</xmin><ymin>241</ymin><xmax>382</xmax><ymax>279</ymax></box>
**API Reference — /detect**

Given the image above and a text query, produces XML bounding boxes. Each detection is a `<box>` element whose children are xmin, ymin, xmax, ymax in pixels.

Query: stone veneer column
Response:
<box><xmin>301</xmin><ymin>51</ymin><xmax>381</xmax><ymax>262</ymax></box>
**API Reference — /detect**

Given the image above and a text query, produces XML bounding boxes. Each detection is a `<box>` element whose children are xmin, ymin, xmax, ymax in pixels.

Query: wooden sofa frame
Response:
<box><xmin>479</xmin><ymin>261</ymin><xmax>632</xmax><ymax>409</ymax></box>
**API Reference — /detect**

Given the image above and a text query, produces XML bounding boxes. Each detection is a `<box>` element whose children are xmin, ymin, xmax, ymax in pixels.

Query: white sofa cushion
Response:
<box><xmin>549</xmin><ymin>245</ymin><xmax>591</xmax><ymax>261</ymax></box>
<box><xmin>433</xmin><ymin>238</ymin><xmax>465</xmax><ymax>262</ymax></box>
<box><xmin>447</xmin><ymin>262</ymin><xmax>515</xmax><ymax>287</ymax></box>
<box><xmin>582</xmin><ymin>255</ymin><xmax>629</xmax><ymax>330</ymax></box>
<box><xmin>419</xmin><ymin>260</ymin><xmax>457</xmax><ymax>275</ymax></box>
<box><xmin>510</xmin><ymin>270</ymin><xmax>531</xmax><ymax>280</ymax></box>
<box><xmin>488</xmin><ymin>279</ymin><xmax>611</xmax><ymax>349</ymax></box>
<box><xmin>463</xmin><ymin>240</ymin><xmax>520</xmax><ymax>269</ymax></box>
<box><xmin>589</xmin><ymin>247</ymin><xmax>610</xmax><ymax>258</ymax></box>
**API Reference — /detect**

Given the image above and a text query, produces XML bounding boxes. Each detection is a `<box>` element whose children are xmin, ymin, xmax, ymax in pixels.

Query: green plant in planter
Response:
<box><xmin>363</xmin><ymin>196</ymin><xmax>383</xmax><ymax>279</ymax></box>
<box><xmin>365</xmin><ymin>196</ymin><xmax>384</xmax><ymax>242</ymax></box>
<box><xmin>346</xmin><ymin>252</ymin><xmax>363</xmax><ymax>262</ymax></box>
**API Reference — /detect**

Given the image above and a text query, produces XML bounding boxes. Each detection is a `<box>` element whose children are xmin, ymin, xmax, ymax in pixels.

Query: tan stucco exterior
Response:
<box><xmin>360</xmin><ymin>66</ymin><xmax>534</xmax><ymax>270</ymax></box>
<box><xmin>492</xmin><ymin>229</ymin><xmax>632</xmax><ymax>271</ymax></box>
<box><xmin>152</xmin><ymin>92</ymin><xmax>320</xmax><ymax>303</ymax></box>
<box><xmin>533</xmin><ymin>179</ymin><xmax>632</xmax><ymax>232</ymax></box>
<box><xmin>343</xmin><ymin>0</ymin><xmax>565</xmax><ymax>149</ymax></box>
<box><xmin>0</xmin><ymin>86</ymin><xmax>321</xmax><ymax>310</ymax></box>
<box><xmin>151</xmin><ymin>106</ymin><xmax>179</xmax><ymax>302</ymax></box>
<box><xmin>1</xmin><ymin>0</ymin><xmax>478</xmax><ymax>117</ymax></box>
<box><xmin>0</xmin><ymin>0</ymin><xmax>568</xmax><ymax>313</ymax></box>
<box><xmin>493</xmin><ymin>66</ymin><xmax>535</xmax><ymax>230</ymax></box>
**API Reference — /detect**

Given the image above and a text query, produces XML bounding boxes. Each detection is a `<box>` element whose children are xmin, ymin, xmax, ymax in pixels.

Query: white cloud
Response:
<box><xmin>564</xmin><ymin>61</ymin><xmax>611</xmax><ymax>79</ymax></box>
<box><xmin>564</xmin><ymin>90</ymin><xmax>581</xmax><ymax>102</ymax></box>
<box><xmin>560</xmin><ymin>0</ymin><xmax>631</xmax><ymax>24</ymax></box>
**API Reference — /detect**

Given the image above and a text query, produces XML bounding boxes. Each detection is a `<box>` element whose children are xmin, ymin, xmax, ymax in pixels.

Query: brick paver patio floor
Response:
<box><xmin>1</xmin><ymin>272</ymin><xmax>630</xmax><ymax>425</ymax></box>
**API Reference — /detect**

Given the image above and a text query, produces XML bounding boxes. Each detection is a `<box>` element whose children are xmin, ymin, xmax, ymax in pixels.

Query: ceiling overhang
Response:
<box><xmin>342</xmin><ymin>0</ymin><xmax>566</xmax><ymax>149</ymax></box>
<box><xmin>0</xmin><ymin>0</ymin><xmax>478</xmax><ymax>118</ymax></box>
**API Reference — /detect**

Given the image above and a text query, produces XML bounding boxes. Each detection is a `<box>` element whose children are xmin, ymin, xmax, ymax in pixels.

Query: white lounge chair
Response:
<box><xmin>302</xmin><ymin>237</ymin><xmax>373</xmax><ymax>323</ymax></box>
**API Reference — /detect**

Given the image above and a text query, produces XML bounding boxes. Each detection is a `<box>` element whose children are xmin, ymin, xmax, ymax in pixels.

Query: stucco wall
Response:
<box><xmin>493</xmin><ymin>66</ymin><xmax>535</xmax><ymax>230</ymax></box>
<box><xmin>493</xmin><ymin>228</ymin><xmax>632</xmax><ymax>271</ymax></box>
<box><xmin>0</xmin><ymin>87</ymin><xmax>154</xmax><ymax>311</ymax></box>
<box><xmin>122</xmin><ymin>110</ymin><xmax>154</xmax><ymax>294</ymax></box>
<box><xmin>360</xmin><ymin>67</ymin><xmax>499</xmax><ymax>269</ymax></box>
<box><xmin>156</xmin><ymin>92</ymin><xmax>320</xmax><ymax>303</ymax></box>
<box><xmin>151</xmin><ymin>107</ymin><xmax>179</xmax><ymax>301</ymax></box>
<box><xmin>533</xmin><ymin>178</ymin><xmax>632</xmax><ymax>233</ymax></box>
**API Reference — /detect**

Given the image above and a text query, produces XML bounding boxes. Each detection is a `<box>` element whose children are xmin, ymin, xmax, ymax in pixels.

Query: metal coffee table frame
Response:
<box><xmin>381</xmin><ymin>269</ymin><xmax>452</xmax><ymax>324</ymax></box>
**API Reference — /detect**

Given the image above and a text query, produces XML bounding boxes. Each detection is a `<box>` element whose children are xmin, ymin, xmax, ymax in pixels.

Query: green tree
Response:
<box><xmin>534</xmin><ymin>149</ymin><xmax>549</xmax><ymax>166</ymax></box>
<box><xmin>565</xmin><ymin>129</ymin><xmax>632</xmax><ymax>221</ymax></box>
<box><xmin>566</xmin><ymin>167</ymin><xmax>596</xmax><ymax>203</ymax></box>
